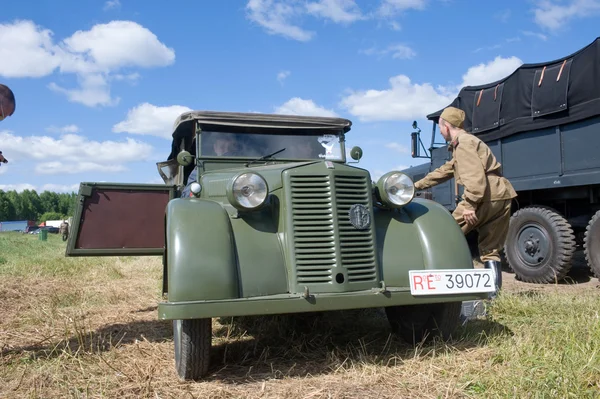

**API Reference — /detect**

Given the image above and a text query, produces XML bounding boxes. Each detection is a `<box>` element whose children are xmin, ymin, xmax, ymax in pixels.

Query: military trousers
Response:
<box><xmin>452</xmin><ymin>199</ymin><xmax>512</xmax><ymax>262</ymax></box>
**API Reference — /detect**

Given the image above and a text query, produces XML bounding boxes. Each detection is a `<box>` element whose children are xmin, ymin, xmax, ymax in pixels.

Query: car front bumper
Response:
<box><xmin>158</xmin><ymin>287</ymin><xmax>489</xmax><ymax>320</ymax></box>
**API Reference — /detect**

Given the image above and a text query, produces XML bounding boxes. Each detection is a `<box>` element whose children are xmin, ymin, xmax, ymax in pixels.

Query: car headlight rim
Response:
<box><xmin>226</xmin><ymin>172</ymin><xmax>269</xmax><ymax>211</ymax></box>
<box><xmin>376</xmin><ymin>171</ymin><xmax>415</xmax><ymax>207</ymax></box>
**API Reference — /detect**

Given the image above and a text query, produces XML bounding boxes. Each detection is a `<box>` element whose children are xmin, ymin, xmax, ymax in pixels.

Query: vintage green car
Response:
<box><xmin>65</xmin><ymin>111</ymin><xmax>495</xmax><ymax>380</ymax></box>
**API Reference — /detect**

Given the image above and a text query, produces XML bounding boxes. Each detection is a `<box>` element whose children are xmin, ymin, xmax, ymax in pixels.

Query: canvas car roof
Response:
<box><xmin>171</xmin><ymin>111</ymin><xmax>352</xmax><ymax>141</ymax></box>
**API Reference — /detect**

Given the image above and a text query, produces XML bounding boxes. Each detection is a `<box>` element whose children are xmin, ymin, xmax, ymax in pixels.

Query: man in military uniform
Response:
<box><xmin>414</xmin><ymin>106</ymin><xmax>517</xmax><ymax>298</ymax></box>
<box><xmin>59</xmin><ymin>220</ymin><xmax>69</xmax><ymax>241</ymax></box>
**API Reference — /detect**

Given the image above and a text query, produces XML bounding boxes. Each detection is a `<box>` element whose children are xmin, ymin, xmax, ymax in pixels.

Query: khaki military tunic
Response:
<box><xmin>414</xmin><ymin>129</ymin><xmax>517</xmax><ymax>262</ymax></box>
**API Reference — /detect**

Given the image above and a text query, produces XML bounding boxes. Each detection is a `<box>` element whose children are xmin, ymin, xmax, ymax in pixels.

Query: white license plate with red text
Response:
<box><xmin>408</xmin><ymin>269</ymin><xmax>496</xmax><ymax>296</ymax></box>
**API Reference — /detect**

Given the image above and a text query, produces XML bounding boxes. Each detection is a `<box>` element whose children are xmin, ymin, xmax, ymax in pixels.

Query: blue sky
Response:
<box><xmin>0</xmin><ymin>0</ymin><xmax>599</xmax><ymax>193</ymax></box>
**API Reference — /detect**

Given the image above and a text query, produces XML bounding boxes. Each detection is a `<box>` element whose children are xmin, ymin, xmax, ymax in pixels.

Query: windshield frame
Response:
<box><xmin>194</xmin><ymin>127</ymin><xmax>347</xmax><ymax>164</ymax></box>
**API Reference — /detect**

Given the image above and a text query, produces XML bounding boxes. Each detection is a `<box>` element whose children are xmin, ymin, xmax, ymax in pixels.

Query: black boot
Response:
<box><xmin>484</xmin><ymin>260</ymin><xmax>502</xmax><ymax>299</ymax></box>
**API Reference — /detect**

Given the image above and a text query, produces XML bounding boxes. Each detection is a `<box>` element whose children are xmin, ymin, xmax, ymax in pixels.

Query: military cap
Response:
<box><xmin>440</xmin><ymin>106</ymin><xmax>465</xmax><ymax>128</ymax></box>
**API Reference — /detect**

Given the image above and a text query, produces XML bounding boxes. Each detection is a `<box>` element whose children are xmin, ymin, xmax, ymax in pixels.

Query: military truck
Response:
<box><xmin>65</xmin><ymin>111</ymin><xmax>495</xmax><ymax>380</ymax></box>
<box><xmin>403</xmin><ymin>37</ymin><xmax>600</xmax><ymax>284</ymax></box>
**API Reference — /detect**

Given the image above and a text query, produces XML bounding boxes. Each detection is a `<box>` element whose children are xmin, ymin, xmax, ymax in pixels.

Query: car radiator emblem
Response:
<box><xmin>348</xmin><ymin>204</ymin><xmax>371</xmax><ymax>230</ymax></box>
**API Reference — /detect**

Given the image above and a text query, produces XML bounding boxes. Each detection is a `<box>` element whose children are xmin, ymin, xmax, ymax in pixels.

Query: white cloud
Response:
<box><xmin>274</xmin><ymin>97</ymin><xmax>338</xmax><ymax>117</ymax></box>
<box><xmin>112</xmin><ymin>103</ymin><xmax>193</xmax><ymax>139</ymax></box>
<box><xmin>0</xmin><ymin>130</ymin><xmax>153</xmax><ymax>175</ymax></box>
<box><xmin>533</xmin><ymin>0</ymin><xmax>600</xmax><ymax>30</ymax></box>
<box><xmin>0</xmin><ymin>20</ymin><xmax>175</xmax><ymax>107</ymax></box>
<box><xmin>246</xmin><ymin>0</ymin><xmax>427</xmax><ymax>41</ymax></box>
<box><xmin>104</xmin><ymin>0</ymin><xmax>121</xmax><ymax>10</ymax></box>
<box><xmin>39</xmin><ymin>183</ymin><xmax>80</xmax><ymax>193</ymax></box>
<box><xmin>277</xmin><ymin>70</ymin><xmax>291</xmax><ymax>84</ymax></box>
<box><xmin>340</xmin><ymin>75</ymin><xmax>454</xmax><ymax>122</ymax></box>
<box><xmin>306</xmin><ymin>0</ymin><xmax>364</xmax><ymax>23</ymax></box>
<box><xmin>459</xmin><ymin>56</ymin><xmax>523</xmax><ymax>87</ymax></box>
<box><xmin>340</xmin><ymin>55</ymin><xmax>523</xmax><ymax>122</ymax></box>
<box><xmin>46</xmin><ymin>124</ymin><xmax>80</xmax><ymax>134</ymax></box>
<box><xmin>521</xmin><ymin>30</ymin><xmax>548</xmax><ymax>41</ymax></box>
<box><xmin>385</xmin><ymin>142</ymin><xmax>409</xmax><ymax>154</ymax></box>
<box><xmin>494</xmin><ymin>9</ymin><xmax>511</xmax><ymax>23</ymax></box>
<box><xmin>377</xmin><ymin>0</ymin><xmax>427</xmax><ymax>17</ymax></box>
<box><xmin>360</xmin><ymin>43</ymin><xmax>416</xmax><ymax>59</ymax></box>
<box><xmin>0</xmin><ymin>183</ymin><xmax>36</xmax><ymax>192</ymax></box>
<box><xmin>0</xmin><ymin>183</ymin><xmax>80</xmax><ymax>193</ymax></box>
<box><xmin>0</xmin><ymin>20</ymin><xmax>61</xmax><ymax>78</ymax></box>
<box><xmin>246</xmin><ymin>0</ymin><xmax>315</xmax><ymax>41</ymax></box>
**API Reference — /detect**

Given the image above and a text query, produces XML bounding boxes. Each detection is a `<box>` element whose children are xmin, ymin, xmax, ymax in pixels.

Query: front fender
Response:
<box><xmin>166</xmin><ymin>198</ymin><xmax>239</xmax><ymax>302</ymax></box>
<box><xmin>375</xmin><ymin>198</ymin><xmax>472</xmax><ymax>288</ymax></box>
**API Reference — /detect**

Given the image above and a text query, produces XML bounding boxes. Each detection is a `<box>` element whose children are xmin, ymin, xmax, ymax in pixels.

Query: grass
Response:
<box><xmin>0</xmin><ymin>232</ymin><xmax>599</xmax><ymax>398</ymax></box>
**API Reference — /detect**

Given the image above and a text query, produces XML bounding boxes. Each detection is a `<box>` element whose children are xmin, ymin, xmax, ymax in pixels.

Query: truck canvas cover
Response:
<box><xmin>427</xmin><ymin>37</ymin><xmax>600</xmax><ymax>142</ymax></box>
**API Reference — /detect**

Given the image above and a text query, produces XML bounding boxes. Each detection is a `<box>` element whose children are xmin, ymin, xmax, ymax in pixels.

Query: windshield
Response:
<box><xmin>199</xmin><ymin>131</ymin><xmax>344</xmax><ymax>161</ymax></box>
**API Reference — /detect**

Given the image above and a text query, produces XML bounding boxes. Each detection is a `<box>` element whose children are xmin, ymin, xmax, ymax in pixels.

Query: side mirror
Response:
<box><xmin>411</xmin><ymin>132</ymin><xmax>420</xmax><ymax>158</ymax></box>
<box><xmin>176</xmin><ymin>150</ymin><xmax>194</xmax><ymax>166</ymax></box>
<box><xmin>350</xmin><ymin>146</ymin><xmax>363</xmax><ymax>161</ymax></box>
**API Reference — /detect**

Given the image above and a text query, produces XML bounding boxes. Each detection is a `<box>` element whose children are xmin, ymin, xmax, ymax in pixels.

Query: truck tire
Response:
<box><xmin>173</xmin><ymin>318</ymin><xmax>212</xmax><ymax>380</ymax></box>
<box><xmin>584</xmin><ymin>209</ymin><xmax>600</xmax><ymax>280</ymax></box>
<box><xmin>504</xmin><ymin>206</ymin><xmax>576</xmax><ymax>283</ymax></box>
<box><xmin>385</xmin><ymin>302</ymin><xmax>462</xmax><ymax>345</ymax></box>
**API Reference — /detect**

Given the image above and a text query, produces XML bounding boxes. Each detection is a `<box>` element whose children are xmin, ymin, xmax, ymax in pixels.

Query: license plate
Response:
<box><xmin>408</xmin><ymin>269</ymin><xmax>496</xmax><ymax>296</ymax></box>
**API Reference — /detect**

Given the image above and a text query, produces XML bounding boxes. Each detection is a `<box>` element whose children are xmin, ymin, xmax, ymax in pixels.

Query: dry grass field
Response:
<box><xmin>1</xmin><ymin>232</ymin><xmax>599</xmax><ymax>398</ymax></box>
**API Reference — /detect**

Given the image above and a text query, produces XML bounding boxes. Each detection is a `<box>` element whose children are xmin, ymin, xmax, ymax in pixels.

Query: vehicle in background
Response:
<box><xmin>402</xmin><ymin>37</ymin><xmax>600</xmax><ymax>283</ymax></box>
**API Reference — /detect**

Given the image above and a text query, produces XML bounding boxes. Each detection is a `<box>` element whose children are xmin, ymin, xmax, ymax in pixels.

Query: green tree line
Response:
<box><xmin>0</xmin><ymin>189</ymin><xmax>77</xmax><ymax>223</ymax></box>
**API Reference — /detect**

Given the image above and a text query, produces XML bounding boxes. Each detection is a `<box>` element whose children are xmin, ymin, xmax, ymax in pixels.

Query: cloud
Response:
<box><xmin>494</xmin><ymin>9</ymin><xmax>511</xmax><ymax>23</ymax></box>
<box><xmin>360</xmin><ymin>43</ymin><xmax>416</xmax><ymax>59</ymax></box>
<box><xmin>521</xmin><ymin>30</ymin><xmax>548</xmax><ymax>41</ymax></box>
<box><xmin>104</xmin><ymin>0</ymin><xmax>121</xmax><ymax>10</ymax></box>
<box><xmin>385</xmin><ymin>142</ymin><xmax>409</xmax><ymax>154</ymax></box>
<box><xmin>46</xmin><ymin>124</ymin><xmax>80</xmax><ymax>134</ymax></box>
<box><xmin>340</xmin><ymin>55</ymin><xmax>523</xmax><ymax>122</ymax></box>
<box><xmin>532</xmin><ymin>0</ymin><xmax>600</xmax><ymax>30</ymax></box>
<box><xmin>112</xmin><ymin>103</ymin><xmax>193</xmax><ymax>139</ymax></box>
<box><xmin>459</xmin><ymin>56</ymin><xmax>523</xmax><ymax>87</ymax></box>
<box><xmin>376</xmin><ymin>0</ymin><xmax>427</xmax><ymax>18</ymax></box>
<box><xmin>0</xmin><ymin>183</ymin><xmax>80</xmax><ymax>193</ymax></box>
<box><xmin>277</xmin><ymin>70</ymin><xmax>291</xmax><ymax>84</ymax></box>
<box><xmin>0</xmin><ymin>130</ymin><xmax>153</xmax><ymax>175</ymax></box>
<box><xmin>0</xmin><ymin>183</ymin><xmax>37</xmax><ymax>192</ymax></box>
<box><xmin>245</xmin><ymin>0</ymin><xmax>427</xmax><ymax>41</ymax></box>
<box><xmin>306</xmin><ymin>0</ymin><xmax>364</xmax><ymax>23</ymax></box>
<box><xmin>340</xmin><ymin>75</ymin><xmax>454</xmax><ymax>122</ymax></box>
<box><xmin>274</xmin><ymin>97</ymin><xmax>339</xmax><ymax>117</ymax></box>
<box><xmin>38</xmin><ymin>183</ymin><xmax>81</xmax><ymax>193</ymax></box>
<box><xmin>246</xmin><ymin>0</ymin><xmax>315</xmax><ymax>41</ymax></box>
<box><xmin>0</xmin><ymin>20</ymin><xmax>175</xmax><ymax>107</ymax></box>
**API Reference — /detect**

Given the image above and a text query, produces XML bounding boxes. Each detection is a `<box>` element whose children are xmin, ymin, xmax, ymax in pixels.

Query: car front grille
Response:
<box><xmin>288</xmin><ymin>170</ymin><xmax>378</xmax><ymax>292</ymax></box>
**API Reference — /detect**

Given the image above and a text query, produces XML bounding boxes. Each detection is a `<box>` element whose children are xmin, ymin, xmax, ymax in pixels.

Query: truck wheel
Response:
<box><xmin>504</xmin><ymin>206</ymin><xmax>576</xmax><ymax>283</ymax></box>
<box><xmin>584</xmin><ymin>210</ymin><xmax>600</xmax><ymax>280</ymax></box>
<box><xmin>385</xmin><ymin>302</ymin><xmax>462</xmax><ymax>345</ymax></box>
<box><xmin>173</xmin><ymin>318</ymin><xmax>212</xmax><ymax>380</ymax></box>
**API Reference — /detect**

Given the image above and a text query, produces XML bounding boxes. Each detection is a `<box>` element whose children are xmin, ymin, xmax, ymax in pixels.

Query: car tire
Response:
<box><xmin>584</xmin><ymin>209</ymin><xmax>600</xmax><ymax>281</ymax></box>
<box><xmin>504</xmin><ymin>206</ymin><xmax>576</xmax><ymax>283</ymax></box>
<box><xmin>173</xmin><ymin>318</ymin><xmax>212</xmax><ymax>380</ymax></box>
<box><xmin>385</xmin><ymin>301</ymin><xmax>462</xmax><ymax>345</ymax></box>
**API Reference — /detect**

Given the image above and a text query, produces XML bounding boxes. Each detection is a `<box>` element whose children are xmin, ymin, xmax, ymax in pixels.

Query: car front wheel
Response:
<box><xmin>173</xmin><ymin>318</ymin><xmax>212</xmax><ymax>380</ymax></box>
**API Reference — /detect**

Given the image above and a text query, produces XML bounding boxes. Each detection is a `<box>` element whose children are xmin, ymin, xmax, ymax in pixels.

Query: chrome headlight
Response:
<box><xmin>376</xmin><ymin>171</ymin><xmax>415</xmax><ymax>207</ymax></box>
<box><xmin>226</xmin><ymin>172</ymin><xmax>269</xmax><ymax>211</ymax></box>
